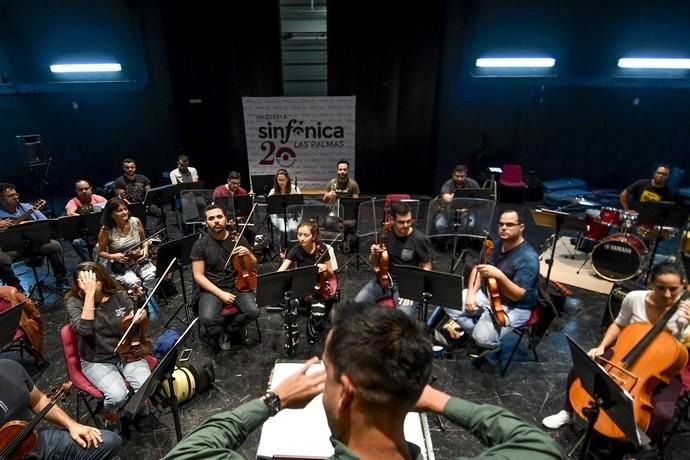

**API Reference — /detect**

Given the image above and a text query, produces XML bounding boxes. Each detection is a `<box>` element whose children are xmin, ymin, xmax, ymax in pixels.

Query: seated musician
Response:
<box><xmin>163</xmin><ymin>303</ymin><xmax>563</xmax><ymax>460</ymax></box>
<box><xmin>542</xmin><ymin>262</ymin><xmax>690</xmax><ymax>458</ymax></box>
<box><xmin>65</xmin><ymin>179</ymin><xmax>107</xmax><ymax>261</ymax></box>
<box><xmin>0</xmin><ymin>358</ymin><xmax>121</xmax><ymax>459</ymax></box>
<box><xmin>191</xmin><ymin>204</ymin><xmax>259</xmax><ymax>353</ymax></box>
<box><xmin>434</xmin><ymin>164</ymin><xmax>481</xmax><ymax>234</ymax></box>
<box><xmin>619</xmin><ymin>164</ymin><xmax>676</xmax><ymax>213</ymax></box>
<box><xmin>277</xmin><ymin>219</ymin><xmax>335</xmax><ymax>342</ymax></box>
<box><xmin>97</xmin><ymin>198</ymin><xmax>159</xmax><ymax>320</ymax></box>
<box><xmin>443</xmin><ymin>209</ymin><xmax>539</xmax><ymax>360</ymax></box>
<box><xmin>0</xmin><ymin>182</ymin><xmax>70</xmax><ymax>292</ymax></box>
<box><xmin>212</xmin><ymin>171</ymin><xmax>248</xmax><ymax>200</ymax></box>
<box><xmin>113</xmin><ymin>158</ymin><xmax>164</xmax><ymax>228</ymax></box>
<box><xmin>322</xmin><ymin>160</ymin><xmax>359</xmax><ymax>204</ymax></box>
<box><xmin>169</xmin><ymin>154</ymin><xmax>199</xmax><ymax>184</ymax></box>
<box><xmin>66</xmin><ymin>262</ymin><xmax>152</xmax><ymax>432</ymax></box>
<box><xmin>268</xmin><ymin>168</ymin><xmax>301</xmax><ymax>251</ymax></box>
<box><xmin>354</xmin><ymin>201</ymin><xmax>432</xmax><ymax>317</ymax></box>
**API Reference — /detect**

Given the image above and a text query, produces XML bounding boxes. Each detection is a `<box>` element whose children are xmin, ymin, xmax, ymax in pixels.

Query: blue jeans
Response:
<box><xmin>444</xmin><ymin>289</ymin><xmax>532</xmax><ymax>348</ymax></box>
<box><xmin>354</xmin><ymin>278</ymin><xmax>419</xmax><ymax>317</ymax></box>
<box><xmin>40</xmin><ymin>428</ymin><xmax>121</xmax><ymax>460</ymax></box>
<box><xmin>81</xmin><ymin>359</ymin><xmax>151</xmax><ymax>411</ymax></box>
<box><xmin>198</xmin><ymin>291</ymin><xmax>259</xmax><ymax>338</ymax></box>
<box><xmin>71</xmin><ymin>238</ymin><xmax>92</xmax><ymax>262</ymax></box>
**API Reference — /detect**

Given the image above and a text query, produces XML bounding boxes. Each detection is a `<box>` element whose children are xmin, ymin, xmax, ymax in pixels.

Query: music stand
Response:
<box><xmin>566</xmin><ymin>335</ymin><xmax>647</xmax><ymax>458</ymax></box>
<box><xmin>392</xmin><ymin>265</ymin><xmax>464</xmax><ymax>327</ymax></box>
<box><xmin>267</xmin><ymin>194</ymin><xmax>305</xmax><ymax>250</ymax></box>
<box><xmin>338</xmin><ymin>197</ymin><xmax>371</xmax><ymax>270</ymax></box>
<box><xmin>122</xmin><ymin>317</ymin><xmax>199</xmax><ymax>441</ymax></box>
<box><xmin>453</xmin><ymin>188</ymin><xmax>495</xmax><ymax>201</ymax></box>
<box><xmin>531</xmin><ymin>208</ymin><xmax>586</xmax><ymax>287</ymax></box>
<box><xmin>128</xmin><ymin>202</ymin><xmax>147</xmax><ymax>229</ymax></box>
<box><xmin>251</xmin><ymin>174</ymin><xmax>275</xmax><ymax>197</ymax></box>
<box><xmin>256</xmin><ymin>266</ymin><xmax>318</xmax><ymax>357</ymax></box>
<box><xmin>637</xmin><ymin>202</ymin><xmax>689</xmax><ymax>281</ymax></box>
<box><xmin>160</xmin><ymin>233</ymin><xmax>202</xmax><ymax>328</ymax></box>
<box><xmin>0</xmin><ymin>302</ymin><xmax>25</xmax><ymax>350</ymax></box>
<box><xmin>83</xmin><ymin>211</ymin><xmax>104</xmax><ymax>239</ymax></box>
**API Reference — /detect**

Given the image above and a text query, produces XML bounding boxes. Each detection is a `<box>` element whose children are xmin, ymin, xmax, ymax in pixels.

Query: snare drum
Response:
<box><xmin>599</xmin><ymin>207</ymin><xmax>623</xmax><ymax>227</ymax></box>
<box><xmin>591</xmin><ymin>233</ymin><xmax>647</xmax><ymax>281</ymax></box>
<box><xmin>637</xmin><ymin>224</ymin><xmax>678</xmax><ymax>241</ymax></box>
<box><xmin>576</xmin><ymin>209</ymin><xmax>611</xmax><ymax>252</ymax></box>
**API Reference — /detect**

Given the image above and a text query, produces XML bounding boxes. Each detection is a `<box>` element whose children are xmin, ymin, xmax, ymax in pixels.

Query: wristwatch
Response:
<box><xmin>262</xmin><ymin>391</ymin><xmax>282</xmax><ymax>416</ymax></box>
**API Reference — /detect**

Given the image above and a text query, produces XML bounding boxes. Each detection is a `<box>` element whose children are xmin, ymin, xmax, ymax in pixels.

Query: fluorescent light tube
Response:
<box><xmin>475</xmin><ymin>57</ymin><xmax>555</xmax><ymax>68</ymax></box>
<box><xmin>50</xmin><ymin>63</ymin><xmax>122</xmax><ymax>73</ymax></box>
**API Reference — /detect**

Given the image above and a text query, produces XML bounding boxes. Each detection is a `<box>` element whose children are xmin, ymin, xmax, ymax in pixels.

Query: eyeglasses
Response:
<box><xmin>229</xmin><ymin>181</ymin><xmax>241</xmax><ymax>186</ymax></box>
<box><xmin>498</xmin><ymin>222</ymin><xmax>520</xmax><ymax>228</ymax></box>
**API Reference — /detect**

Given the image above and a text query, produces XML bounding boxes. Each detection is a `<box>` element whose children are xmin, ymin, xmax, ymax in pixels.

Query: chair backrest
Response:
<box><xmin>500</xmin><ymin>164</ymin><xmax>523</xmax><ymax>182</ymax></box>
<box><xmin>60</xmin><ymin>324</ymin><xmax>104</xmax><ymax>397</ymax></box>
<box><xmin>0</xmin><ymin>302</ymin><xmax>24</xmax><ymax>349</ymax></box>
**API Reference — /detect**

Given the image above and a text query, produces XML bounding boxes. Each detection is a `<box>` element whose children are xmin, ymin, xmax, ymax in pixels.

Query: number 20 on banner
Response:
<box><xmin>260</xmin><ymin>141</ymin><xmax>296</xmax><ymax>167</ymax></box>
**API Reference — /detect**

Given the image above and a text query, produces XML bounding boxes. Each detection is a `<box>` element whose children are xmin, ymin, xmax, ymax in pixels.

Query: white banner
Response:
<box><xmin>242</xmin><ymin>96</ymin><xmax>356</xmax><ymax>191</ymax></box>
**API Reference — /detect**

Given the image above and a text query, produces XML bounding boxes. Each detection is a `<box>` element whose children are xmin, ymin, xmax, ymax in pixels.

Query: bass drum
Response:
<box><xmin>591</xmin><ymin>233</ymin><xmax>647</xmax><ymax>281</ymax></box>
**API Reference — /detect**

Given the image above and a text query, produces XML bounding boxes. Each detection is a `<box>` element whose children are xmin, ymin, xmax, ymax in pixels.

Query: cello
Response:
<box><xmin>568</xmin><ymin>292</ymin><xmax>690</xmax><ymax>440</ymax></box>
<box><xmin>114</xmin><ymin>257</ymin><xmax>177</xmax><ymax>362</ymax></box>
<box><xmin>371</xmin><ymin>198</ymin><xmax>392</xmax><ymax>290</ymax></box>
<box><xmin>223</xmin><ymin>203</ymin><xmax>258</xmax><ymax>292</ymax></box>
<box><xmin>0</xmin><ymin>382</ymin><xmax>72</xmax><ymax>460</ymax></box>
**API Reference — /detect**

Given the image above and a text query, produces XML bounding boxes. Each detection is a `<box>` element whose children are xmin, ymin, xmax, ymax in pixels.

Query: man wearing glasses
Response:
<box><xmin>213</xmin><ymin>171</ymin><xmax>248</xmax><ymax>200</ymax></box>
<box><xmin>443</xmin><ymin>209</ymin><xmax>539</xmax><ymax>360</ymax></box>
<box><xmin>354</xmin><ymin>201</ymin><xmax>432</xmax><ymax>317</ymax></box>
<box><xmin>65</xmin><ymin>180</ymin><xmax>108</xmax><ymax>261</ymax></box>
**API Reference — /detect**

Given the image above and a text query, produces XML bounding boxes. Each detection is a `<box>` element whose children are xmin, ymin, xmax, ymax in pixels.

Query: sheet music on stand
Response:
<box><xmin>256</xmin><ymin>361</ymin><xmax>433</xmax><ymax>460</ymax></box>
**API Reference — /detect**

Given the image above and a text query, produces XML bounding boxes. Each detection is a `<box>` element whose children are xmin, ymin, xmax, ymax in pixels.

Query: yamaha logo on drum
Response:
<box><xmin>604</xmin><ymin>243</ymin><xmax>632</xmax><ymax>254</ymax></box>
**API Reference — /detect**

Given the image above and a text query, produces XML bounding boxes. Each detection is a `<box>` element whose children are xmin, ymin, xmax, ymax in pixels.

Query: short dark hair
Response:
<box><xmin>390</xmin><ymin>201</ymin><xmax>411</xmax><ymax>219</ymax></box>
<box><xmin>101</xmin><ymin>197</ymin><xmax>128</xmax><ymax>228</ymax></box>
<box><xmin>337</xmin><ymin>160</ymin><xmax>349</xmax><ymax>168</ymax></box>
<box><xmin>178</xmin><ymin>154</ymin><xmax>189</xmax><ymax>162</ymax></box>
<box><xmin>122</xmin><ymin>158</ymin><xmax>135</xmax><ymax>165</ymax></box>
<box><xmin>649</xmin><ymin>262</ymin><xmax>684</xmax><ymax>283</ymax></box>
<box><xmin>75</xmin><ymin>179</ymin><xmax>91</xmax><ymax>188</ymax></box>
<box><xmin>500</xmin><ymin>209</ymin><xmax>522</xmax><ymax>224</ymax></box>
<box><xmin>453</xmin><ymin>164</ymin><xmax>467</xmax><ymax>174</ymax></box>
<box><xmin>327</xmin><ymin>302</ymin><xmax>432</xmax><ymax>407</ymax></box>
<box><xmin>657</xmin><ymin>164</ymin><xmax>671</xmax><ymax>171</ymax></box>
<box><xmin>0</xmin><ymin>183</ymin><xmax>16</xmax><ymax>195</ymax></box>
<box><xmin>228</xmin><ymin>171</ymin><xmax>241</xmax><ymax>181</ymax></box>
<box><xmin>205</xmin><ymin>204</ymin><xmax>226</xmax><ymax>217</ymax></box>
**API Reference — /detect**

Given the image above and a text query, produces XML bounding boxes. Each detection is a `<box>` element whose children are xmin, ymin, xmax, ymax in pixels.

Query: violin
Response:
<box><xmin>477</xmin><ymin>236</ymin><xmax>508</xmax><ymax>329</ymax></box>
<box><xmin>223</xmin><ymin>203</ymin><xmax>258</xmax><ymax>293</ymax></box>
<box><xmin>0</xmin><ymin>382</ymin><xmax>72</xmax><ymax>460</ymax></box>
<box><xmin>371</xmin><ymin>198</ymin><xmax>392</xmax><ymax>289</ymax></box>
<box><xmin>568</xmin><ymin>292</ymin><xmax>690</xmax><ymax>440</ymax></box>
<box><xmin>110</xmin><ymin>227</ymin><xmax>165</xmax><ymax>274</ymax></box>
<box><xmin>1</xmin><ymin>199</ymin><xmax>46</xmax><ymax>227</ymax></box>
<box><xmin>115</xmin><ymin>258</ymin><xmax>177</xmax><ymax>362</ymax></box>
<box><xmin>313</xmin><ymin>234</ymin><xmax>341</xmax><ymax>300</ymax></box>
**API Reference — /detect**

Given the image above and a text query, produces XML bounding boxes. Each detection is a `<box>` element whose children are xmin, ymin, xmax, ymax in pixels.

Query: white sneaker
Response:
<box><xmin>542</xmin><ymin>410</ymin><xmax>574</xmax><ymax>430</ymax></box>
<box><xmin>220</xmin><ymin>333</ymin><xmax>231</xmax><ymax>351</ymax></box>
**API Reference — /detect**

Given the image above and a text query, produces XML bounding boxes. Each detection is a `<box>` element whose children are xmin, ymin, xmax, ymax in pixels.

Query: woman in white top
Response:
<box><xmin>267</xmin><ymin>169</ymin><xmax>301</xmax><ymax>247</ymax></box>
<box><xmin>542</xmin><ymin>262</ymin><xmax>690</xmax><ymax>456</ymax></box>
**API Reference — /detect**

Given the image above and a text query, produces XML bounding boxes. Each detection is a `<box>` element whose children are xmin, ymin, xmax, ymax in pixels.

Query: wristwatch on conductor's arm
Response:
<box><xmin>262</xmin><ymin>391</ymin><xmax>282</xmax><ymax>416</ymax></box>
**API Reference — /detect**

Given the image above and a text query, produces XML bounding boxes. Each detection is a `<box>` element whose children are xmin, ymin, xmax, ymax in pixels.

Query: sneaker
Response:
<box><xmin>220</xmin><ymin>333</ymin><xmax>231</xmax><ymax>351</ymax></box>
<box><xmin>468</xmin><ymin>344</ymin><xmax>500</xmax><ymax>360</ymax></box>
<box><xmin>542</xmin><ymin>410</ymin><xmax>574</xmax><ymax>430</ymax></box>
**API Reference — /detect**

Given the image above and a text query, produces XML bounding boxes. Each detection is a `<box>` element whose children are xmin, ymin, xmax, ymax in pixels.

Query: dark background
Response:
<box><xmin>1</xmin><ymin>0</ymin><xmax>689</xmax><ymax>201</ymax></box>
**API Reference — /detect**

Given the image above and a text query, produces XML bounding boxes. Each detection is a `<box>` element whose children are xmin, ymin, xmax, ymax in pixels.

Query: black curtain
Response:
<box><xmin>328</xmin><ymin>1</ymin><xmax>446</xmax><ymax>195</ymax></box>
<box><xmin>160</xmin><ymin>0</ymin><xmax>282</xmax><ymax>189</ymax></box>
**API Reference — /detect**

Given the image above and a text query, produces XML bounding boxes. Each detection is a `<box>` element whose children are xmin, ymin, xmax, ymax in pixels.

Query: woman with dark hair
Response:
<box><xmin>277</xmin><ymin>219</ymin><xmax>336</xmax><ymax>342</ymax></box>
<box><xmin>542</xmin><ymin>262</ymin><xmax>690</xmax><ymax>457</ymax></box>
<box><xmin>65</xmin><ymin>262</ymin><xmax>152</xmax><ymax>430</ymax></box>
<box><xmin>97</xmin><ymin>198</ymin><xmax>158</xmax><ymax>318</ymax></box>
<box><xmin>268</xmin><ymin>169</ymin><xmax>301</xmax><ymax>251</ymax></box>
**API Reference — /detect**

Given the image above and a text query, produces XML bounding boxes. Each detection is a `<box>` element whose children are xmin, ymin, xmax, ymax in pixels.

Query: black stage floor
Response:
<box><xmin>5</xmin><ymin>201</ymin><xmax>689</xmax><ymax>459</ymax></box>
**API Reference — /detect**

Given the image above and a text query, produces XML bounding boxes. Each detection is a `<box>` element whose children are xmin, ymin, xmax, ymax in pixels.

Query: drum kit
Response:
<box><xmin>570</xmin><ymin>199</ymin><xmax>681</xmax><ymax>282</ymax></box>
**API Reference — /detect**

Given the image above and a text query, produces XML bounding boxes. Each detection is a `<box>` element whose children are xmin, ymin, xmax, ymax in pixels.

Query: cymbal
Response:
<box><xmin>570</xmin><ymin>196</ymin><xmax>600</xmax><ymax>207</ymax></box>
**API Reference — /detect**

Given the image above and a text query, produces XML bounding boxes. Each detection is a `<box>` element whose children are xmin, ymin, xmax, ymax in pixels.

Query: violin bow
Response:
<box><xmin>223</xmin><ymin>202</ymin><xmax>258</xmax><ymax>272</ymax></box>
<box><xmin>313</xmin><ymin>233</ymin><xmax>342</xmax><ymax>266</ymax></box>
<box><xmin>114</xmin><ymin>257</ymin><xmax>177</xmax><ymax>353</ymax></box>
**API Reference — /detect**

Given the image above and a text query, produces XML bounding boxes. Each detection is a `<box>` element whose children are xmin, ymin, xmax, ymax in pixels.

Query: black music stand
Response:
<box><xmin>392</xmin><ymin>265</ymin><xmax>464</xmax><ymax>327</ymax></box>
<box><xmin>267</xmin><ymin>194</ymin><xmax>305</xmax><ymax>250</ymax></box>
<box><xmin>566</xmin><ymin>336</ymin><xmax>646</xmax><ymax>459</ymax></box>
<box><xmin>57</xmin><ymin>215</ymin><xmax>84</xmax><ymax>241</ymax></box>
<box><xmin>453</xmin><ymin>188</ymin><xmax>494</xmax><ymax>200</ymax></box>
<box><xmin>160</xmin><ymin>234</ymin><xmax>201</xmax><ymax>329</ymax></box>
<box><xmin>128</xmin><ymin>202</ymin><xmax>147</xmax><ymax>229</ymax></box>
<box><xmin>256</xmin><ymin>266</ymin><xmax>318</xmax><ymax>357</ymax></box>
<box><xmin>251</xmin><ymin>174</ymin><xmax>275</xmax><ymax>197</ymax></box>
<box><xmin>122</xmin><ymin>318</ymin><xmax>199</xmax><ymax>441</ymax></box>
<box><xmin>532</xmin><ymin>208</ymin><xmax>586</xmax><ymax>287</ymax></box>
<box><xmin>339</xmin><ymin>197</ymin><xmax>372</xmax><ymax>270</ymax></box>
<box><xmin>637</xmin><ymin>202</ymin><xmax>689</xmax><ymax>282</ymax></box>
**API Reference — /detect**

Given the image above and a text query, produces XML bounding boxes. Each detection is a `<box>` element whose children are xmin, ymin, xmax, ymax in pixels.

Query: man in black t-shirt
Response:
<box><xmin>191</xmin><ymin>204</ymin><xmax>259</xmax><ymax>352</ymax></box>
<box><xmin>620</xmin><ymin>164</ymin><xmax>675</xmax><ymax>212</ymax></box>
<box><xmin>114</xmin><ymin>158</ymin><xmax>164</xmax><ymax>227</ymax></box>
<box><xmin>0</xmin><ymin>359</ymin><xmax>121</xmax><ymax>459</ymax></box>
<box><xmin>354</xmin><ymin>201</ymin><xmax>432</xmax><ymax>316</ymax></box>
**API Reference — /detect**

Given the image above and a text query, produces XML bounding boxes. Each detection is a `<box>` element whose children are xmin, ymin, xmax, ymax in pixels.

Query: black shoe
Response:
<box><xmin>468</xmin><ymin>345</ymin><xmax>500</xmax><ymax>360</ymax></box>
